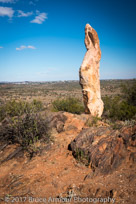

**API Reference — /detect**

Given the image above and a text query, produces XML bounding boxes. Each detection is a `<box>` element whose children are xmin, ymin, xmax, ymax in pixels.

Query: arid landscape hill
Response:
<box><xmin>0</xmin><ymin>110</ymin><xmax>136</xmax><ymax>204</ymax></box>
<box><xmin>0</xmin><ymin>79</ymin><xmax>136</xmax><ymax>203</ymax></box>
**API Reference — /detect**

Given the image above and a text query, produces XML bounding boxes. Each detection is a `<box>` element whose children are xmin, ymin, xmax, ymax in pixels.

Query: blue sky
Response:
<box><xmin>0</xmin><ymin>0</ymin><xmax>136</xmax><ymax>82</ymax></box>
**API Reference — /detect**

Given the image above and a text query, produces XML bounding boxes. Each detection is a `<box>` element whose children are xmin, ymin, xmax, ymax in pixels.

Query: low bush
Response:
<box><xmin>0</xmin><ymin>99</ymin><xmax>44</xmax><ymax>121</ymax></box>
<box><xmin>32</xmin><ymin>99</ymin><xmax>44</xmax><ymax>112</ymax></box>
<box><xmin>85</xmin><ymin>116</ymin><xmax>101</xmax><ymax>127</ymax></box>
<box><xmin>74</xmin><ymin>148</ymin><xmax>90</xmax><ymax>166</ymax></box>
<box><xmin>0</xmin><ymin>113</ymin><xmax>50</xmax><ymax>155</ymax></box>
<box><xmin>121</xmin><ymin>81</ymin><xmax>136</xmax><ymax>106</ymax></box>
<box><xmin>52</xmin><ymin>97</ymin><xmax>84</xmax><ymax>114</ymax></box>
<box><xmin>102</xmin><ymin>95</ymin><xmax>136</xmax><ymax>121</ymax></box>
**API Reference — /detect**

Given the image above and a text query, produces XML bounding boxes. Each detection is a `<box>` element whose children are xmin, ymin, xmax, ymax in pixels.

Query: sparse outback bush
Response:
<box><xmin>31</xmin><ymin>99</ymin><xmax>44</xmax><ymax>112</ymax></box>
<box><xmin>0</xmin><ymin>113</ymin><xmax>50</xmax><ymax>155</ymax></box>
<box><xmin>74</xmin><ymin>148</ymin><xmax>90</xmax><ymax>166</ymax></box>
<box><xmin>86</xmin><ymin>116</ymin><xmax>101</xmax><ymax>127</ymax></box>
<box><xmin>102</xmin><ymin>95</ymin><xmax>136</xmax><ymax>121</ymax></box>
<box><xmin>0</xmin><ymin>99</ymin><xmax>44</xmax><ymax>121</ymax></box>
<box><xmin>121</xmin><ymin>81</ymin><xmax>136</xmax><ymax>106</ymax></box>
<box><xmin>52</xmin><ymin>97</ymin><xmax>84</xmax><ymax>114</ymax></box>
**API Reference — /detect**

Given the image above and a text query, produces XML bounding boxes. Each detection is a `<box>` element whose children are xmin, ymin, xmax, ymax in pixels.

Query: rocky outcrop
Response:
<box><xmin>46</xmin><ymin>112</ymin><xmax>67</xmax><ymax>133</ymax></box>
<box><xmin>79</xmin><ymin>24</ymin><xmax>104</xmax><ymax>117</ymax></box>
<box><xmin>69</xmin><ymin>125</ymin><xmax>136</xmax><ymax>174</ymax></box>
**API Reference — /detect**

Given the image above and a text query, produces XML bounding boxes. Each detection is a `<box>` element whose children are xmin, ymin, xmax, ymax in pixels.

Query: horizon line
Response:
<box><xmin>0</xmin><ymin>78</ymin><xmax>136</xmax><ymax>83</ymax></box>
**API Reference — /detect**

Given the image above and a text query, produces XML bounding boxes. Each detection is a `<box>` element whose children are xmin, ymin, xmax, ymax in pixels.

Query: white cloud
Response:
<box><xmin>0</xmin><ymin>6</ymin><xmax>14</xmax><ymax>18</ymax></box>
<box><xmin>27</xmin><ymin>45</ymin><xmax>36</xmax><ymax>49</ymax></box>
<box><xmin>16</xmin><ymin>45</ymin><xmax>36</xmax><ymax>51</ymax></box>
<box><xmin>16</xmin><ymin>45</ymin><xmax>26</xmax><ymax>50</ymax></box>
<box><xmin>0</xmin><ymin>0</ymin><xmax>15</xmax><ymax>3</ymax></box>
<box><xmin>17</xmin><ymin>10</ymin><xmax>33</xmax><ymax>17</ymax></box>
<box><xmin>30</xmin><ymin>12</ymin><xmax>47</xmax><ymax>24</ymax></box>
<box><xmin>0</xmin><ymin>6</ymin><xmax>47</xmax><ymax>24</ymax></box>
<box><xmin>0</xmin><ymin>46</ymin><xmax>3</xmax><ymax>48</ymax></box>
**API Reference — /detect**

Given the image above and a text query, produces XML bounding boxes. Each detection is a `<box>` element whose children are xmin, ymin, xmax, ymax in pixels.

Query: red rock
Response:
<box><xmin>69</xmin><ymin>125</ymin><xmax>136</xmax><ymax>174</ymax></box>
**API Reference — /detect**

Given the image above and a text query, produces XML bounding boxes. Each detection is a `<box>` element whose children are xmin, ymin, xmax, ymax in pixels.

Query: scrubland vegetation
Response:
<box><xmin>0</xmin><ymin>99</ymin><xmax>44</xmax><ymax>121</ymax></box>
<box><xmin>0</xmin><ymin>100</ymin><xmax>50</xmax><ymax>156</ymax></box>
<box><xmin>102</xmin><ymin>81</ymin><xmax>136</xmax><ymax>121</ymax></box>
<box><xmin>0</xmin><ymin>79</ymin><xmax>135</xmax><ymax>156</ymax></box>
<box><xmin>52</xmin><ymin>97</ymin><xmax>84</xmax><ymax>114</ymax></box>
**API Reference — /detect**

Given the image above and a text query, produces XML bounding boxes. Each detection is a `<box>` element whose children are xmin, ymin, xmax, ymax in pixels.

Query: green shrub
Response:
<box><xmin>86</xmin><ymin>116</ymin><xmax>101</xmax><ymax>127</ymax></box>
<box><xmin>115</xmin><ymin>101</ymin><xmax>136</xmax><ymax>120</ymax></box>
<box><xmin>102</xmin><ymin>96</ymin><xmax>136</xmax><ymax>121</ymax></box>
<box><xmin>0</xmin><ymin>113</ymin><xmax>50</xmax><ymax>154</ymax></box>
<box><xmin>121</xmin><ymin>81</ymin><xmax>136</xmax><ymax>106</ymax></box>
<box><xmin>74</xmin><ymin>148</ymin><xmax>90</xmax><ymax>166</ymax></box>
<box><xmin>0</xmin><ymin>99</ymin><xmax>44</xmax><ymax>121</ymax></box>
<box><xmin>31</xmin><ymin>99</ymin><xmax>44</xmax><ymax>112</ymax></box>
<box><xmin>52</xmin><ymin>97</ymin><xmax>84</xmax><ymax>114</ymax></box>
